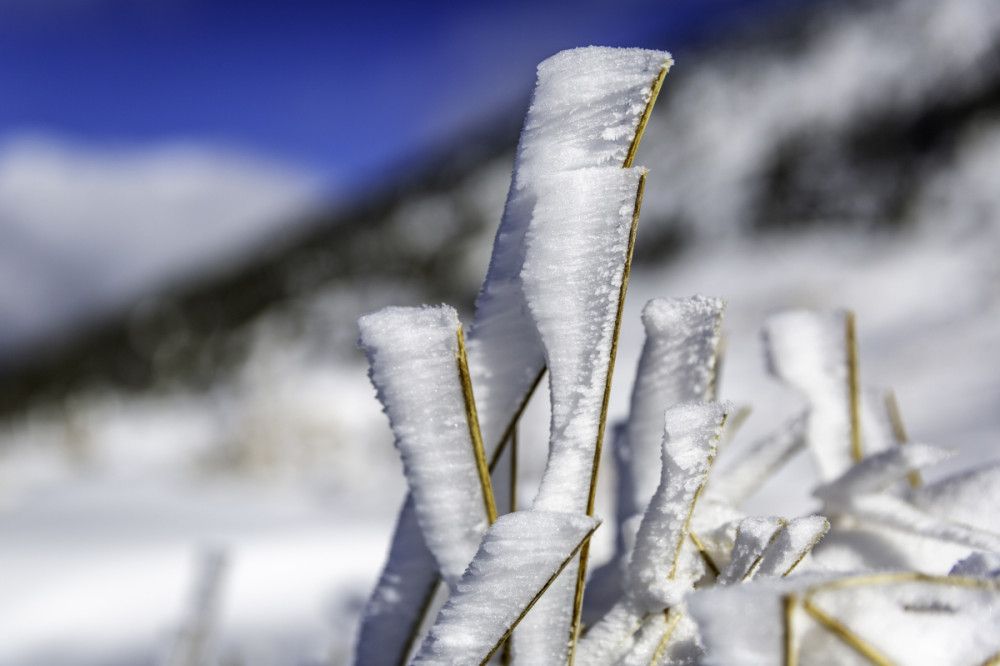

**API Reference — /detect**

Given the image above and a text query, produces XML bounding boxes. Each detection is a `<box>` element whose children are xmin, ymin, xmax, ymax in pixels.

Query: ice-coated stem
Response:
<box><xmin>883</xmin><ymin>390</ymin><xmax>922</xmax><ymax>488</ymax></box>
<box><xmin>411</xmin><ymin>511</ymin><xmax>600</xmax><ymax>666</ymax></box>
<box><xmin>359</xmin><ymin>306</ymin><xmax>491</xmax><ymax>589</ymax></box>
<box><xmin>846</xmin><ymin>311</ymin><xmax>863</xmax><ymax>464</ymax></box>
<box><xmin>457</xmin><ymin>327</ymin><xmax>498</xmax><ymax>525</ymax></box>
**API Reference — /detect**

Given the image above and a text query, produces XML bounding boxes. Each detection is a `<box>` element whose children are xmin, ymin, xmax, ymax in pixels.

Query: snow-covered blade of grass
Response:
<box><xmin>814</xmin><ymin>444</ymin><xmax>953</xmax><ymax>504</ymax></box>
<box><xmin>628</xmin><ymin>401</ymin><xmax>729</xmax><ymax>608</ymax></box>
<box><xmin>514</xmin><ymin>164</ymin><xmax>645</xmax><ymax>666</ymax></box>
<box><xmin>411</xmin><ymin>511</ymin><xmax>599</xmax><ymax>666</ymax></box>
<box><xmin>754</xmin><ymin>515</ymin><xmax>830</xmax><ymax>579</ymax></box>
<box><xmin>466</xmin><ymin>47</ymin><xmax>671</xmax><ymax>458</ymax></box>
<box><xmin>352</xmin><ymin>498</ymin><xmax>438</xmax><ymax>666</ymax></box>
<box><xmin>800</xmin><ymin>575</ymin><xmax>1000</xmax><ymax>665</ymax></box>
<box><xmin>524</xmin><ymin>166</ymin><xmax>645</xmax><ymax>514</ymax></box>
<box><xmin>357</xmin><ymin>47</ymin><xmax>672</xmax><ymax>666</ymax></box>
<box><xmin>718</xmin><ymin>516</ymin><xmax>786</xmax><ymax>585</ymax></box>
<box><xmin>912</xmin><ymin>463</ymin><xmax>1000</xmax><ymax>535</ymax></box>
<box><xmin>763</xmin><ymin>309</ymin><xmax>857</xmax><ymax>482</ymax></box>
<box><xmin>358</xmin><ymin>305</ymin><xmax>490</xmax><ymax>589</ymax></box>
<box><xmin>616</xmin><ymin>296</ymin><xmax>724</xmax><ymax>545</ymax></box>
<box><xmin>577</xmin><ymin>402</ymin><xmax>729</xmax><ymax>666</ymax></box>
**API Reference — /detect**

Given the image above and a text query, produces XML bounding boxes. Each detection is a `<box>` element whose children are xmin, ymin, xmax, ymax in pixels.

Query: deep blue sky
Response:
<box><xmin>0</xmin><ymin>0</ymin><xmax>801</xmax><ymax>195</ymax></box>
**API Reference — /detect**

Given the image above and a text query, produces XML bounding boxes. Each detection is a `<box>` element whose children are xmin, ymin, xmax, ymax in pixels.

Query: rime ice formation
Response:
<box><xmin>754</xmin><ymin>515</ymin><xmax>830</xmax><ymax>578</ymax></box>
<box><xmin>524</xmin><ymin>166</ymin><xmax>645</xmax><ymax>514</ymax></box>
<box><xmin>628</xmin><ymin>402</ymin><xmax>729</xmax><ymax>608</ymax></box>
<box><xmin>718</xmin><ymin>516</ymin><xmax>786</xmax><ymax>585</ymax></box>
<box><xmin>354</xmin><ymin>49</ymin><xmax>671</xmax><ymax>666</ymax></box>
<box><xmin>411</xmin><ymin>511</ymin><xmax>599</xmax><ymax>666</ymax></box>
<box><xmin>577</xmin><ymin>402</ymin><xmax>729</xmax><ymax>666</ymax></box>
<box><xmin>358</xmin><ymin>305</ymin><xmax>489</xmax><ymax>589</ymax></box>
<box><xmin>353</xmin><ymin>45</ymin><xmax>1000</xmax><ymax>666</ymax></box>
<box><xmin>617</xmin><ymin>297</ymin><xmax>724</xmax><ymax>540</ymax></box>
<box><xmin>352</xmin><ymin>497</ymin><xmax>439</xmax><ymax>666</ymax></box>
<box><xmin>466</xmin><ymin>47</ymin><xmax>672</xmax><ymax>460</ymax></box>
<box><xmin>585</xmin><ymin>296</ymin><xmax>725</xmax><ymax>622</ymax></box>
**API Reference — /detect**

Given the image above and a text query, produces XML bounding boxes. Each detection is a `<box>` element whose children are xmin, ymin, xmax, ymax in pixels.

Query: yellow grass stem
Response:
<box><xmin>396</xmin><ymin>578</ymin><xmax>441</xmax><ymax>666</ymax></box>
<box><xmin>784</xmin><ymin>594</ymin><xmax>798</xmax><ymax>666</ymax></box>
<box><xmin>707</xmin><ymin>326</ymin><xmax>727</xmax><ymax>403</ymax></box>
<box><xmin>649</xmin><ymin>609</ymin><xmax>683</xmax><ymax>666</ymax></box>
<box><xmin>980</xmin><ymin>651</ymin><xmax>1000</xmax><ymax>666</ymax></box>
<box><xmin>780</xmin><ymin>518</ymin><xmax>829</xmax><ymax>577</ymax></box>
<box><xmin>742</xmin><ymin>518</ymin><xmax>788</xmax><ymax>582</ymax></box>
<box><xmin>884</xmin><ymin>390</ymin><xmax>922</xmax><ymax>488</ymax></box>
<box><xmin>624</xmin><ymin>57</ymin><xmax>673</xmax><ymax>169</ymax></box>
<box><xmin>802</xmin><ymin>597</ymin><xmax>896</xmax><ymax>666</ymax></box>
<box><xmin>716</xmin><ymin>403</ymin><xmax>751</xmax><ymax>453</ymax></box>
<box><xmin>480</xmin><ymin>523</ymin><xmax>601</xmax><ymax>666</ymax></box>
<box><xmin>457</xmin><ymin>327</ymin><xmax>497</xmax><ymax>525</ymax></box>
<box><xmin>569</xmin><ymin>172</ymin><xmax>647</xmax><ymax>664</ymax></box>
<box><xmin>669</xmin><ymin>412</ymin><xmax>726</xmax><ymax>581</ymax></box>
<box><xmin>805</xmin><ymin>571</ymin><xmax>1000</xmax><ymax>594</ymax></box>
<box><xmin>489</xmin><ymin>368</ymin><xmax>546</xmax><ymax>471</ymax></box>
<box><xmin>509</xmin><ymin>426</ymin><xmax>518</xmax><ymax>513</ymax></box>
<box><xmin>846</xmin><ymin>311</ymin><xmax>864</xmax><ymax>463</ymax></box>
<box><xmin>689</xmin><ymin>531</ymin><xmax>721</xmax><ymax>578</ymax></box>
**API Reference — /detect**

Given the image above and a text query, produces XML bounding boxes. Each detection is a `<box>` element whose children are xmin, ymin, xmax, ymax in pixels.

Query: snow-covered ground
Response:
<box><xmin>1</xmin><ymin>0</ymin><xmax>999</xmax><ymax>663</ymax></box>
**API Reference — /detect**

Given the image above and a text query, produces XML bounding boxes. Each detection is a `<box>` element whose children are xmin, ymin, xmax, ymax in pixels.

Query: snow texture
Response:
<box><xmin>352</xmin><ymin>497</ymin><xmax>438</xmax><ymax>666</ymax></box>
<box><xmin>574</xmin><ymin>598</ymin><xmax>646</xmax><ymax>666</ymax></box>
<box><xmin>912</xmin><ymin>462</ymin><xmax>1000</xmax><ymax>535</ymax></box>
<box><xmin>525</xmin><ymin>166</ymin><xmax>645</xmax><ymax>513</ymax></box>
<box><xmin>358</xmin><ymin>306</ymin><xmax>488</xmax><ymax>589</ymax></box>
<box><xmin>754</xmin><ymin>515</ymin><xmax>830</xmax><ymax>578</ymax></box>
<box><xmin>465</xmin><ymin>47</ymin><xmax>672</xmax><ymax>459</ymax></box>
<box><xmin>628</xmin><ymin>401</ymin><xmax>729</xmax><ymax>610</ymax></box>
<box><xmin>718</xmin><ymin>516</ymin><xmax>786</xmax><ymax>585</ymax></box>
<box><xmin>614</xmin><ymin>611</ymin><xmax>674</xmax><ymax>666</ymax></box>
<box><xmin>688</xmin><ymin>577</ymin><xmax>804</xmax><ymax>666</ymax></box>
<box><xmin>814</xmin><ymin>443</ymin><xmax>952</xmax><ymax>505</ymax></box>
<box><xmin>616</xmin><ymin>296</ymin><xmax>724</xmax><ymax>542</ymax></box>
<box><xmin>763</xmin><ymin>309</ymin><xmax>855</xmax><ymax>482</ymax></box>
<box><xmin>804</xmin><ymin>576</ymin><xmax>1000</xmax><ymax>665</ymax></box>
<box><xmin>515</xmin><ymin>166</ymin><xmax>644</xmax><ymax>665</ymax></box>
<box><xmin>411</xmin><ymin>510</ymin><xmax>599</xmax><ymax>666</ymax></box>
<box><xmin>839</xmin><ymin>493</ymin><xmax>1000</xmax><ymax>555</ymax></box>
<box><xmin>708</xmin><ymin>412</ymin><xmax>807</xmax><ymax>507</ymax></box>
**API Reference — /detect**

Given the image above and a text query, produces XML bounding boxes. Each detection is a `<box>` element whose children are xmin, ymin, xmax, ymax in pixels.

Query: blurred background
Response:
<box><xmin>1</xmin><ymin>0</ymin><xmax>999</xmax><ymax>664</ymax></box>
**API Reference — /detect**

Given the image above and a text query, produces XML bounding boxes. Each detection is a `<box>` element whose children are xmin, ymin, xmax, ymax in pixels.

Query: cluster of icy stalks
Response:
<box><xmin>353</xmin><ymin>48</ymin><xmax>1000</xmax><ymax>666</ymax></box>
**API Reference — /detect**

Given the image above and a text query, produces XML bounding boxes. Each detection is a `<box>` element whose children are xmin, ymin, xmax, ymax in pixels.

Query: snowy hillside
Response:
<box><xmin>1</xmin><ymin>0</ymin><xmax>999</xmax><ymax>664</ymax></box>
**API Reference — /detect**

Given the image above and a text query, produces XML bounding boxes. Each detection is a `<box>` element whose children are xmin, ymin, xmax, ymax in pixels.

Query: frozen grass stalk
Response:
<box><xmin>353</xmin><ymin>45</ymin><xmax>1000</xmax><ymax>666</ymax></box>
